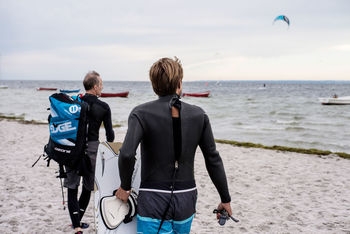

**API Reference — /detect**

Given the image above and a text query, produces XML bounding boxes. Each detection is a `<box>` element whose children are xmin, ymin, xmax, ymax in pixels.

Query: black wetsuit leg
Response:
<box><xmin>78</xmin><ymin>186</ymin><xmax>91</xmax><ymax>220</ymax></box>
<box><xmin>67</xmin><ymin>188</ymin><xmax>80</xmax><ymax>228</ymax></box>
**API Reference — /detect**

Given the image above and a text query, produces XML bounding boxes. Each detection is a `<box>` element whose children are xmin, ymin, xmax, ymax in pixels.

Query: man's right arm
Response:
<box><xmin>118</xmin><ymin>112</ymin><xmax>144</xmax><ymax>191</ymax></box>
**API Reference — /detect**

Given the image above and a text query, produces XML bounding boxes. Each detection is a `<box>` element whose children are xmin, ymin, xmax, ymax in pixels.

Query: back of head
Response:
<box><xmin>149</xmin><ymin>57</ymin><xmax>183</xmax><ymax>96</ymax></box>
<box><xmin>83</xmin><ymin>71</ymin><xmax>100</xmax><ymax>91</ymax></box>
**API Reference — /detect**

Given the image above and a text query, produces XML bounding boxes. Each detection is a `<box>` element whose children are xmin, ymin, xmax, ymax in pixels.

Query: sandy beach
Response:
<box><xmin>1</xmin><ymin>119</ymin><xmax>350</xmax><ymax>234</ymax></box>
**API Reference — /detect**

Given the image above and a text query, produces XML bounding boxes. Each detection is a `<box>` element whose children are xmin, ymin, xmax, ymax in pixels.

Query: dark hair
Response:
<box><xmin>83</xmin><ymin>71</ymin><xmax>100</xmax><ymax>91</ymax></box>
<box><xmin>149</xmin><ymin>57</ymin><xmax>183</xmax><ymax>96</ymax></box>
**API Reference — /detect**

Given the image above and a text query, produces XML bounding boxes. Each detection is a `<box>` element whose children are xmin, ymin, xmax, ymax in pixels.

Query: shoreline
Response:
<box><xmin>1</xmin><ymin>116</ymin><xmax>348</xmax><ymax>159</ymax></box>
<box><xmin>215</xmin><ymin>139</ymin><xmax>350</xmax><ymax>159</ymax></box>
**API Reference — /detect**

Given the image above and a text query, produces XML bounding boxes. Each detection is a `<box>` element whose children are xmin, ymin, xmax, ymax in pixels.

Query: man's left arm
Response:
<box><xmin>103</xmin><ymin>106</ymin><xmax>115</xmax><ymax>142</ymax></box>
<box><xmin>199</xmin><ymin>114</ymin><xmax>231</xmax><ymax>204</ymax></box>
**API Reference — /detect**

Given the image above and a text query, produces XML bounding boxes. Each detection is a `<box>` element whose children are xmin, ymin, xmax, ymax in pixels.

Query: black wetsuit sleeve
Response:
<box><xmin>118</xmin><ymin>112</ymin><xmax>143</xmax><ymax>190</ymax></box>
<box><xmin>103</xmin><ymin>106</ymin><xmax>115</xmax><ymax>142</ymax></box>
<box><xmin>199</xmin><ymin>114</ymin><xmax>231</xmax><ymax>203</ymax></box>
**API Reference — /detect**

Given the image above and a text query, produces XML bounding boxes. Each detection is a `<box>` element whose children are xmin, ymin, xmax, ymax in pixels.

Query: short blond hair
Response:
<box><xmin>149</xmin><ymin>57</ymin><xmax>183</xmax><ymax>96</ymax></box>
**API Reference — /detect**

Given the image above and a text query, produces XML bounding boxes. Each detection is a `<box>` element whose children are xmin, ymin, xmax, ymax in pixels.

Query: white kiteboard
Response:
<box><xmin>94</xmin><ymin>142</ymin><xmax>141</xmax><ymax>234</ymax></box>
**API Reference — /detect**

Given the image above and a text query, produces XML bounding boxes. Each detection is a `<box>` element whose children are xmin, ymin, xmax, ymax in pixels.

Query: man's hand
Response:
<box><xmin>115</xmin><ymin>187</ymin><xmax>130</xmax><ymax>203</ymax></box>
<box><xmin>216</xmin><ymin>202</ymin><xmax>232</xmax><ymax>220</ymax></box>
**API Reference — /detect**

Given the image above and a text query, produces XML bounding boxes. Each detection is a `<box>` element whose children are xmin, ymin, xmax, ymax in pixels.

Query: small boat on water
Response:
<box><xmin>0</xmin><ymin>85</ymin><xmax>8</xmax><ymax>89</ymax></box>
<box><xmin>100</xmin><ymin>91</ymin><xmax>129</xmax><ymax>98</ymax></box>
<box><xmin>60</xmin><ymin>89</ymin><xmax>80</xmax><ymax>93</ymax></box>
<box><xmin>37</xmin><ymin>87</ymin><xmax>57</xmax><ymax>91</ymax></box>
<box><xmin>183</xmin><ymin>91</ymin><xmax>210</xmax><ymax>98</ymax></box>
<box><xmin>318</xmin><ymin>96</ymin><xmax>350</xmax><ymax>105</ymax></box>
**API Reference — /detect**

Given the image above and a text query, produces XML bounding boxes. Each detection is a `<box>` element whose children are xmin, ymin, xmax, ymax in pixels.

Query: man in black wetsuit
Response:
<box><xmin>64</xmin><ymin>71</ymin><xmax>115</xmax><ymax>234</ymax></box>
<box><xmin>116</xmin><ymin>58</ymin><xmax>232</xmax><ymax>233</ymax></box>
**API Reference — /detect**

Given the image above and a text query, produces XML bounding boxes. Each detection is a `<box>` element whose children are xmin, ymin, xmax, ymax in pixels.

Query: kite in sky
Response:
<box><xmin>273</xmin><ymin>15</ymin><xmax>290</xmax><ymax>27</ymax></box>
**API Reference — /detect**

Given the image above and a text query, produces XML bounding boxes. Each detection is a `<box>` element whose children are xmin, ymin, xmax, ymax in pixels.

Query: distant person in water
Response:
<box><xmin>333</xmin><ymin>94</ymin><xmax>338</xmax><ymax>98</ymax></box>
<box><xmin>65</xmin><ymin>71</ymin><xmax>115</xmax><ymax>234</ymax></box>
<box><xmin>115</xmin><ymin>57</ymin><xmax>232</xmax><ymax>234</ymax></box>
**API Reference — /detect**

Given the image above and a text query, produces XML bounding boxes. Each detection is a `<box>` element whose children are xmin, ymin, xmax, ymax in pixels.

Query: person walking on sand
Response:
<box><xmin>115</xmin><ymin>57</ymin><xmax>232</xmax><ymax>233</ymax></box>
<box><xmin>65</xmin><ymin>71</ymin><xmax>115</xmax><ymax>234</ymax></box>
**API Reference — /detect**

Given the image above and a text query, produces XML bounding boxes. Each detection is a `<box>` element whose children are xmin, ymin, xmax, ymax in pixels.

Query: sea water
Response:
<box><xmin>0</xmin><ymin>80</ymin><xmax>349</xmax><ymax>153</ymax></box>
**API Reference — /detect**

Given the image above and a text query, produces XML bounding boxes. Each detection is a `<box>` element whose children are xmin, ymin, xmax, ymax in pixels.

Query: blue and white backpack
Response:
<box><xmin>44</xmin><ymin>93</ymin><xmax>89</xmax><ymax>171</ymax></box>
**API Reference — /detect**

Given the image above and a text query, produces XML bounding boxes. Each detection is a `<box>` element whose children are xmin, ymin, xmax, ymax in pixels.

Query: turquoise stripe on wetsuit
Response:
<box><xmin>137</xmin><ymin>214</ymin><xmax>195</xmax><ymax>234</ymax></box>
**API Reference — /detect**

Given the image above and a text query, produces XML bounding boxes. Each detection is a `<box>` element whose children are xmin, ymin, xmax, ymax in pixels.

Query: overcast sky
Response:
<box><xmin>1</xmin><ymin>0</ymin><xmax>350</xmax><ymax>81</ymax></box>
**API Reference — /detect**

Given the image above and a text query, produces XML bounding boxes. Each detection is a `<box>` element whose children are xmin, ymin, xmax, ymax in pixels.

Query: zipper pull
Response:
<box><xmin>175</xmin><ymin>160</ymin><xmax>178</xmax><ymax>169</ymax></box>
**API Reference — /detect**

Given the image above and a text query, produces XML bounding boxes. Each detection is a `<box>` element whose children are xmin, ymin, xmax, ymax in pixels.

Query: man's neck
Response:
<box><xmin>86</xmin><ymin>90</ymin><xmax>97</xmax><ymax>96</ymax></box>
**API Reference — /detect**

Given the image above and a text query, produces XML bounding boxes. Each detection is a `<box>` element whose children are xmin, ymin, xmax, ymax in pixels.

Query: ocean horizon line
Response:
<box><xmin>1</xmin><ymin>79</ymin><xmax>350</xmax><ymax>83</ymax></box>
